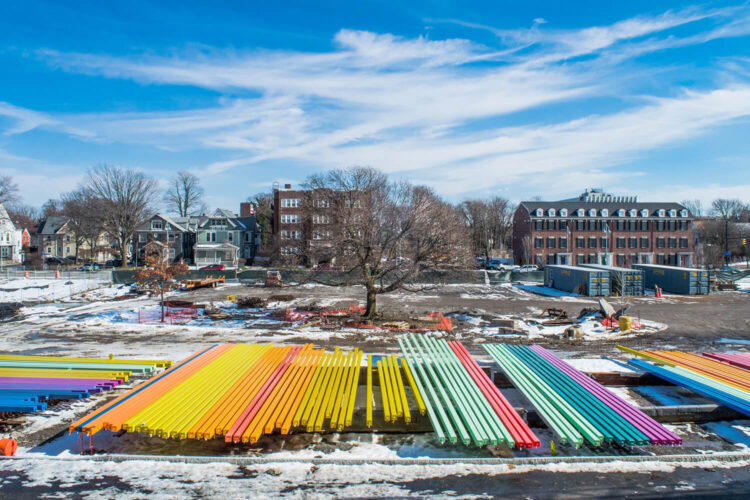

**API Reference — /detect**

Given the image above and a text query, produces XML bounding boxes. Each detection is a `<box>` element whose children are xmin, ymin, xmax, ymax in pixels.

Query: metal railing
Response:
<box><xmin>0</xmin><ymin>269</ymin><xmax>114</xmax><ymax>281</ymax></box>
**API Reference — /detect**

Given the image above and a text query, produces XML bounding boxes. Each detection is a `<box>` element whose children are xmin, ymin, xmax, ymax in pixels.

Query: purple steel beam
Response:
<box><xmin>530</xmin><ymin>345</ymin><xmax>682</xmax><ymax>445</ymax></box>
<box><xmin>0</xmin><ymin>377</ymin><xmax>121</xmax><ymax>388</ymax></box>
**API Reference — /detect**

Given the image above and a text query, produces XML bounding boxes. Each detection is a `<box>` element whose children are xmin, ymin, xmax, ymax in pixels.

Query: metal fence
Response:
<box><xmin>0</xmin><ymin>269</ymin><xmax>114</xmax><ymax>281</ymax></box>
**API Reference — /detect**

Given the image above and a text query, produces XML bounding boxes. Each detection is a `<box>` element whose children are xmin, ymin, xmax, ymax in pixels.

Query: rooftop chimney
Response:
<box><xmin>240</xmin><ymin>202</ymin><xmax>255</xmax><ymax>217</ymax></box>
<box><xmin>284</xmin><ymin>183</ymin><xmax>292</xmax><ymax>190</ymax></box>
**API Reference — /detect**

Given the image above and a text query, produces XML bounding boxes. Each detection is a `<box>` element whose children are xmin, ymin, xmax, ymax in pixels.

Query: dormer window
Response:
<box><xmin>535</xmin><ymin>208</ymin><xmax>543</xmax><ymax>217</ymax></box>
<box><xmin>680</xmin><ymin>209</ymin><xmax>688</xmax><ymax>217</ymax></box>
<box><xmin>548</xmin><ymin>208</ymin><xmax>555</xmax><ymax>217</ymax></box>
<box><xmin>657</xmin><ymin>209</ymin><xmax>665</xmax><ymax>217</ymax></box>
<box><xmin>576</xmin><ymin>209</ymin><xmax>584</xmax><ymax>217</ymax></box>
<box><xmin>641</xmin><ymin>209</ymin><xmax>649</xmax><ymax>217</ymax></box>
<box><xmin>629</xmin><ymin>209</ymin><xmax>637</xmax><ymax>217</ymax></box>
<box><xmin>617</xmin><ymin>209</ymin><xmax>625</xmax><ymax>217</ymax></box>
<box><xmin>601</xmin><ymin>209</ymin><xmax>608</xmax><ymax>217</ymax></box>
<box><xmin>588</xmin><ymin>209</ymin><xmax>596</xmax><ymax>217</ymax></box>
<box><xmin>669</xmin><ymin>209</ymin><xmax>677</xmax><ymax>217</ymax></box>
<box><xmin>560</xmin><ymin>208</ymin><xmax>568</xmax><ymax>217</ymax></box>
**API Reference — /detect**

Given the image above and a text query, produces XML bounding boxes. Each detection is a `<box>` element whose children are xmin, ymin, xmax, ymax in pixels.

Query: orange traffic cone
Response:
<box><xmin>55</xmin><ymin>270</ymin><xmax>60</xmax><ymax>279</ymax></box>
<box><xmin>24</xmin><ymin>270</ymin><xmax>29</xmax><ymax>278</ymax></box>
<box><xmin>655</xmin><ymin>286</ymin><xmax>662</xmax><ymax>298</ymax></box>
<box><xmin>0</xmin><ymin>438</ymin><xmax>18</xmax><ymax>456</ymax></box>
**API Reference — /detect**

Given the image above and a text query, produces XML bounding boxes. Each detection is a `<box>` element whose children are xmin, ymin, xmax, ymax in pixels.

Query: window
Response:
<box><xmin>601</xmin><ymin>209</ymin><xmax>608</xmax><ymax>217</ymax></box>
<box><xmin>547</xmin><ymin>237</ymin><xmax>556</xmax><ymax>249</ymax></box>
<box><xmin>560</xmin><ymin>209</ymin><xmax>568</xmax><ymax>217</ymax></box>
<box><xmin>281</xmin><ymin>230</ymin><xmax>301</xmax><ymax>240</ymax></box>
<box><xmin>617</xmin><ymin>254</ymin><xmax>626</xmax><ymax>266</ymax></box>
<box><xmin>588</xmin><ymin>254</ymin><xmax>597</xmax><ymax>263</ymax></box>
<box><xmin>281</xmin><ymin>214</ymin><xmax>301</xmax><ymax>224</ymax></box>
<box><xmin>588</xmin><ymin>220</ymin><xmax>597</xmax><ymax>231</ymax></box>
<box><xmin>576</xmin><ymin>220</ymin><xmax>585</xmax><ymax>231</ymax></box>
<box><xmin>656</xmin><ymin>237</ymin><xmax>665</xmax><ymax>248</ymax></box>
<box><xmin>559</xmin><ymin>220</ymin><xmax>567</xmax><ymax>230</ymax></box>
<box><xmin>657</xmin><ymin>209</ymin><xmax>665</xmax><ymax>217</ymax></box>
<box><xmin>588</xmin><ymin>209</ymin><xmax>596</xmax><ymax>217</ymax></box>
<box><xmin>168</xmin><ymin>233</ymin><xmax>176</xmax><ymax>242</ymax></box>
<box><xmin>668</xmin><ymin>254</ymin><xmax>677</xmax><ymax>265</ymax></box>
<box><xmin>536</xmin><ymin>208</ymin><xmax>543</xmax><ymax>216</ymax></box>
<box><xmin>535</xmin><ymin>220</ymin><xmax>544</xmax><ymax>231</ymax></box>
<box><xmin>65</xmin><ymin>235</ymin><xmax>70</xmax><ymax>242</ymax></box>
<box><xmin>139</xmin><ymin>233</ymin><xmax>147</xmax><ymax>243</ymax></box>
<box><xmin>227</xmin><ymin>232</ymin><xmax>233</xmax><ymax>242</ymax></box>
<box><xmin>313</xmin><ymin>199</ymin><xmax>330</xmax><ymax>208</ymax></box>
<box><xmin>576</xmin><ymin>237</ymin><xmax>585</xmax><ymax>248</ymax></box>
<box><xmin>559</xmin><ymin>237</ymin><xmax>568</xmax><ymax>249</ymax></box>
<box><xmin>151</xmin><ymin>220</ymin><xmax>163</xmax><ymax>230</ymax></box>
<box><xmin>679</xmin><ymin>237</ymin><xmax>689</xmax><ymax>249</ymax></box>
<box><xmin>313</xmin><ymin>230</ymin><xmax>331</xmax><ymax>240</ymax></box>
<box><xmin>679</xmin><ymin>221</ymin><xmax>688</xmax><ymax>231</ymax></box>
<box><xmin>548</xmin><ymin>220</ymin><xmax>557</xmax><ymax>231</ymax></box>
<box><xmin>668</xmin><ymin>221</ymin><xmax>676</xmax><ymax>231</ymax></box>
<box><xmin>640</xmin><ymin>221</ymin><xmax>648</xmax><ymax>231</ymax></box>
<box><xmin>534</xmin><ymin>237</ymin><xmax>544</xmax><ymax>249</ymax></box>
<box><xmin>576</xmin><ymin>208</ymin><xmax>584</xmax><ymax>217</ymax></box>
<box><xmin>680</xmin><ymin>209</ymin><xmax>688</xmax><ymax>217</ymax></box>
<box><xmin>548</xmin><ymin>208</ymin><xmax>556</xmax><ymax>216</ymax></box>
<box><xmin>628</xmin><ymin>237</ymin><xmax>637</xmax><ymax>249</ymax></box>
<box><xmin>669</xmin><ymin>209</ymin><xmax>677</xmax><ymax>217</ymax></box>
<box><xmin>65</xmin><ymin>246</ymin><xmax>70</xmax><ymax>253</ymax></box>
<box><xmin>641</xmin><ymin>209</ymin><xmax>649</xmax><ymax>217</ymax></box>
<box><xmin>576</xmin><ymin>254</ymin><xmax>586</xmax><ymax>265</ymax></box>
<box><xmin>656</xmin><ymin>221</ymin><xmax>665</xmax><ymax>231</ymax></box>
<box><xmin>547</xmin><ymin>254</ymin><xmax>556</xmax><ymax>265</ymax></box>
<box><xmin>640</xmin><ymin>237</ymin><xmax>649</xmax><ymax>249</ymax></box>
<box><xmin>656</xmin><ymin>253</ymin><xmax>665</xmax><ymax>264</ymax></box>
<box><xmin>600</xmin><ymin>237</ymin><xmax>608</xmax><ymax>249</ymax></box>
<box><xmin>280</xmin><ymin>246</ymin><xmax>299</xmax><ymax>255</ymax></box>
<box><xmin>616</xmin><ymin>237</ymin><xmax>626</xmax><ymax>249</ymax></box>
<box><xmin>618</xmin><ymin>209</ymin><xmax>625</xmax><ymax>217</ymax></box>
<box><xmin>630</xmin><ymin>254</ymin><xmax>639</xmax><ymax>265</ymax></box>
<box><xmin>628</xmin><ymin>220</ymin><xmax>636</xmax><ymax>231</ymax></box>
<box><xmin>208</xmin><ymin>232</ymin><xmax>216</xmax><ymax>242</ymax></box>
<box><xmin>588</xmin><ymin>237</ymin><xmax>597</xmax><ymax>248</ymax></box>
<box><xmin>313</xmin><ymin>215</ymin><xmax>331</xmax><ymax>224</ymax></box>
<box><xmin>616</xmin><ymin>220</ymin><xmax>625</xmax><ymax>231</ymax></box>
<box><xmin>628</xmin><ymin>209</ymin><xmax>636</xmax><ymax>217</ymax></box>
<box><xmin>345</xmin><ymin>199</ymin><xmax>362</xmax><ymax>208</ymax></box>
<box><xmin>281</xmin><ymin>198</ymin><xmax>301</xmax><ymax>208</ymax></box>
<box><xmin>668</xmin><ymin>237</ymin><xmax>677</xmax><ymax>248</ymax></box>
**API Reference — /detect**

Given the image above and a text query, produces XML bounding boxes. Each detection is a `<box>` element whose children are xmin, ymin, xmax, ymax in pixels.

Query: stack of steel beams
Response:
<box><xmin>0</xmin><ymin>354</ymin><xmax>169</xmax><ymax>413</ymax></box>
<box><xmin>398</xmin><ymin>334</ymin><xmax>539</xmax><ymax>448</ymax></box>
<box><xmin>703</xmin><ymin>352</ymin><xmax>750</xmax><ymax>371</ymax></box>
<box><xmin>620</xmin><ymin>346</ymin><xmax>750</xmax><ymax>416</ymax></box>
<box><xmin>70</xmin><ymin>344</ymin><xmax>364</xmax><ymax>444</ymax></box>
<box><xmin>485</xmin><ymin>344</ymin><xmax>678</xmax><ymax>448</ymax></box>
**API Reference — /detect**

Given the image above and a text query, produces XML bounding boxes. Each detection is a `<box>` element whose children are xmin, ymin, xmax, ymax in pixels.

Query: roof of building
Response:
<box><xmin>36</xmin><ymin>216</ymin><xmax>70</xmax><ymax>235</ymax></box>
<box><xmin>520</xmin><ymin>189</ymin><xmax>689</xmax><ymax>217</ymax></box>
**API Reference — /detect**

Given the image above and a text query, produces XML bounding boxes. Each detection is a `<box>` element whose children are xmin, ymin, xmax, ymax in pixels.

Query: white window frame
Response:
<box><xmin>281</xmin><ymin>198</ymin><xmax>301</xmax><ymax>208</ymax></box>
<box><xmin>548</xmin><ymin>208</ymin><xmax>555</xmax><ymax>217</ymax></box>
<box><xmin>680</xmin><ymin>209</ymin><xmax>688</xmax><ymax>217</ymax></box>
<box><xmin>617</xmin><ymin>209</ymin><xmax>625</xmax><ymax>217</ymax></box>
<box><xmin>535</xmin><ymin>208</ymin><xmax>543</xmax><ymax>217</ymax></box>
<box><xmin>559</xmin><ymin>208</ymin><xmax>568</xmax><ymax>217</ymax></box>
<box><xmin>601</xmin><ymin>209</ymin><xmax>608</xmax><ymax>217</ymax></box>
<box><xmin>641</xmin><ymin>209</ymin><xmax>649</xmax><ymax>217</ymax></box>
<box><xmin>151</xmin><ymin>220</ymin><xmax>163</xmax><ymax>230</ymax></box>
<box><xmin>576</xmin><ymin>208</ymin><xmax>584</xmax><ymax>217</ymax></box>
<box><xmin>658</xmin><ymin>209</ymin><xmax>665</xmax><ymax>217</ymax></box>
<box><xmin>669</xmin><ymin>209</ymin><xmax>677</xmax><ymax>217</ymax></box>
<box><xmin>281</xmin><ymin>214</ymin><xmax>301</xmax><ymax>224</ymax></box>
<box><xmin>629</xmin><ymin>209</ymin><xmax>637</xmax><ymax>217</ymax></box>
<box><xmin>588</xmin><ymin>208</ymin><xmax>596</xmax><ymax>217</ymax></box>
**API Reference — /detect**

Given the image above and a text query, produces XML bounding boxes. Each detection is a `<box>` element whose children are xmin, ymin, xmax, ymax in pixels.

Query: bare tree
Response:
<box><xmin>41</xmin><ymin>199</ymin><xmax>62</xmax><ymax>218</ymax></box>
<box><xmin>85</xmin><ymin>165</ymin><xmax>158</xmax><ymax>264</ymax></box>
<box><xmin>459</xmin><ymin>197</ymin><xmax>514</xmax><ymax>263</ymax></box>
<box><xmin>681</xmin><ymin>199</ymin><xmax>704</xmax><ymax>218</ymax></box>
<box><xmin>165</xmin><ymin>171</ymin><xmax>206</xmax><ymax>217</ymax></box>
<box><xmin>711</xmin><ymin>198</ymin><xmax>746</xmax><ymax>219</ymax></box>
<box><xmin>6</xmin><ymin>204</ymin><xmax>40</xmax><ymax>229</ymax></box>
<box><xmin>520</xmin><ymin>235</ymin><xmax>533</xmax><ymax>266</ymax></box>
<box><xmin>134</xmin><ymin>244</ymin><xmax>188</xmax><ymax>322</ymax></box>
<box><xmin>0</xmin><ymin>175</ymin><xmax>20</xmax><ymax>205</ymax></box>
<box><xmin>305</xmin><ymin>167</ymin><xmax>471</xmax><ymax>318</ymax></box>
<box><xmin>61</xmin><ymin>188</ymin><xmax>108</xmax><ymax>262</ymax></box>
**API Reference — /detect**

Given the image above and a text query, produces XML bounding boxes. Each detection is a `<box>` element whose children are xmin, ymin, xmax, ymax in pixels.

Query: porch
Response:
<box><xmin>194</xmin><ymin>242</ymin><xmax>239</xmax><ymax>268</ymax></box>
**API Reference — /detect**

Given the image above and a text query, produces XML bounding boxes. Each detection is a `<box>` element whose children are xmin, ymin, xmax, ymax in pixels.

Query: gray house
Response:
<box><xmin>134</xmin><ymin>214</ymin><xmax>198</xmax><ymax>264</ymax></box>
<box><xmin>194</xmin><ymin>209</ymin><xmax>261</xmax><ymax>268</ymax></box>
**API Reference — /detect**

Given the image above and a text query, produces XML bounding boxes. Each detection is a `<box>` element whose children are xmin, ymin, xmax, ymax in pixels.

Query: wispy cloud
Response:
<box><xmin>5</xmin><ymin>4</ymin><xmax>750</xmax><ymax>204</ymax></box>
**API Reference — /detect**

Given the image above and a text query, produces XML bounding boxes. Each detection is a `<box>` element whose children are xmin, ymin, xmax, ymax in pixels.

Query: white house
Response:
<box><xmin>0</xmin><ymin>203</ymin><xmax>24</xmax><ymax>266</ymax></box>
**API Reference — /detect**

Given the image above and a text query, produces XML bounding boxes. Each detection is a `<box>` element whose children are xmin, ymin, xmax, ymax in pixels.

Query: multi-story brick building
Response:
<box><xmin>512</xmin><ymin>189</ymin><xmax>696</xmax><ymax>268</ymax></box>
<box><xmin>272</xmin><ymin>184</ymin><xmax>358</xmax><ymax>264</ymax></box>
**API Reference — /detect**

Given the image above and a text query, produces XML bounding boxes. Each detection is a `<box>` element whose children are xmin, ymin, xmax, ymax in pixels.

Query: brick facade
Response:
<box><xmin>512</xmin><ymin>191</ymin><xmax>696</xmax><ymax>268</ymax></box>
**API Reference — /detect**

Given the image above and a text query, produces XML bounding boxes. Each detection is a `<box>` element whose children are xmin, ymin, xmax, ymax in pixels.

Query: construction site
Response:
<box><xmin>0</xmin><ymin>273</ymin><xmax>749</xmax><ymax>498</ymax></box>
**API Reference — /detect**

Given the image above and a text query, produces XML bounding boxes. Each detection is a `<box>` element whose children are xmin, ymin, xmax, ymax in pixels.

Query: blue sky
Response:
<box><xmin>2</xmin><ymin>1</ymin><xmax>750</xmax><ymax>211</ymax></box>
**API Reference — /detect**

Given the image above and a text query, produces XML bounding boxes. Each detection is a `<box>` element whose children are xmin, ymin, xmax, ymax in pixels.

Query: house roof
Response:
<box><xmin>230</xmin><ymin>216</ymin><xmax>257</xmax><ymax>230</ymax></box>
<box><xmin>36</xmin><ymin>216</ymin><xmax>70</xmax><ymax>235</ymax></box>
<box><xmin>519</xmin><ymin>201</ymin><xmax>689</xmax><ymax>217</ymax></box>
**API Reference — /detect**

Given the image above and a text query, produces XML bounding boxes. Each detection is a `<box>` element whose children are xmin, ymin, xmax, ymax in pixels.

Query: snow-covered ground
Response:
<box><xmin>0</xmin><ymin>278</ymin><xmax>110</xmax><ymax>303</ymax></box>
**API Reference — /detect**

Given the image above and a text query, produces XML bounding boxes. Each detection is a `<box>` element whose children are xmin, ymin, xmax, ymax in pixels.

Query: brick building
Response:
<box><xmin>273</xmin><ymin>184</ymin><xmax>337</xmax><ymax>264</ymax></box>
<box><xmin>512</xmin><ymin>189</ymin><xmax>696</xmax><ymax>268</ymax></box>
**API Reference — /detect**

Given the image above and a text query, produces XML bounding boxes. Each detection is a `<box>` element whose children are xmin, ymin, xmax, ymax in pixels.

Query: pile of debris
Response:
<box><xmin>0</xmin><ymin>302</ymin><xmax>22</xmax><ymax>321</ymax></box>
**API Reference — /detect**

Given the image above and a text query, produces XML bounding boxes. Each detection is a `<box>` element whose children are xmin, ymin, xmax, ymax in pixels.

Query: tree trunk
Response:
<box><xmin>160</xmin><ymin>287</ymin><xmax>165</xmax><ymax>323</ymax></box>
<box><xmin>364</xmin><ymin>288</ymin><xmax>377</xmax><ymax>318</ymax></box>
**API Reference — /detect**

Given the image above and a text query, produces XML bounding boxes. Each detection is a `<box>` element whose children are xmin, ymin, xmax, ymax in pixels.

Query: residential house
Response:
<box><xmin>0</xmin><ymin>203</ymin><xmax>24</xmax><ymax>266</ymax></box>
<box><xmin>134</xmin><ymin>214</ymin><xmax>198</xmax><ymax>264</ymax></box>
<box><xmin>512</xmin><ymin>189</ymin><xmax>696</xmax><ymax>267</ymax></box>
<box><xmin>194</xmin><ymin>209</ymin><xmax>261</xmax><ymax>268</ymax></box>
<box><xmin>35</xmin><ymin>216</ymin><xmax>111</xmax><ymax>262</ymax></box>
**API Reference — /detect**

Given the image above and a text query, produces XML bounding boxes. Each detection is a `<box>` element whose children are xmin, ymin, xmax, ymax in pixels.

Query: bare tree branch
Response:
<box><xmin>164</xmin><ymin>171</ymin><xmax>206</xmax><ymax>217</ymax></box>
